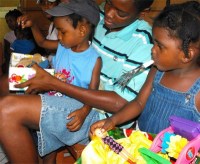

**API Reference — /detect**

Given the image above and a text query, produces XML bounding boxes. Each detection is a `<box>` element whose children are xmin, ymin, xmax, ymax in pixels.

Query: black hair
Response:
<box><xmin>134</xmin><ymin>0</ymin><xmax>154</xmax><ymax>13</ymax></box>
<box><xmin>14</xmin><ymin>27</ymin><xmax>34</xmax><ymax>40</ymax></box>
<box><xmin>5</xmin><ymin>9</ymin><xmax>22</xmax><ymax>19</ymax></box>
<box><xmin>153</xmin><ymin>1</ymin><xmax>200</xmax><ymax>57</ymax></box>
<box><xmin>67</xmin><ymin>13</ymin><xmax>96</xmax><ymax>42</ymax></box>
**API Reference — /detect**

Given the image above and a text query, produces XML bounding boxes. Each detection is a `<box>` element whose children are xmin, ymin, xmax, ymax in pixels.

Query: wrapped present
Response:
<box><xmin>9</xmin><ymin>52</ymin><xmax>54</xmax><ymax>91</ymax></box>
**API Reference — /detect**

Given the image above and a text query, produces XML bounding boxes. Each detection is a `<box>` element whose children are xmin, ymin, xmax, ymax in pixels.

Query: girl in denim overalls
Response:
<box><xmin>90</xmin><ymin>1</ymin><xmax>200</xmax><ymax>135</ymax></box>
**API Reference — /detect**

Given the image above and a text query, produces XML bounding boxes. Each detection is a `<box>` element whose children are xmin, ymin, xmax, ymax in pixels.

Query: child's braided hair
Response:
<box><xmin>153</xmin><ymin>1</ymin><xmax>200</xmax><ymax>57</ymax></box>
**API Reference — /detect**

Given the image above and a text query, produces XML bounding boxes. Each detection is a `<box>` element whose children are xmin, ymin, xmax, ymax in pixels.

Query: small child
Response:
<box><xmin>4</xmin><ymin>9</ymin><xmax>22</xmax><ymax>73</ymax></box>
<box><xmin>32</xmin><ymin>0</ymin><xmax>101</xmax><ymax>160</ymax></box>
<box><xmin>90</xmin><ymin>0</ymin><xmax>200</xmax><ymax>135</ymax></box>
<box><xmin>4</xmin><ymin>9</ymin><xmax>22</xmax><ymax>48</ymax></box>
<box><xmin>10</xmin><ymin>27</ymin><xmax>36</xmax><ymax>54</ymax></box>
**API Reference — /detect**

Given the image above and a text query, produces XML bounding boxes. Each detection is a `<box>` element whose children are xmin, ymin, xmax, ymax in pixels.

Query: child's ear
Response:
<box><xmin>138</xmin><ymin>8</ymin><xmax>151</xmax><ymax>20</ymax></box>
<box><xmin>79</xmin><ymin>25</ymin><xmax>87</xmax><ymax>37</ymax></box>
<box><xmin>182</xmin><ymin>47</ymin><xmax>195</xmax><ymax>63</ymax></box>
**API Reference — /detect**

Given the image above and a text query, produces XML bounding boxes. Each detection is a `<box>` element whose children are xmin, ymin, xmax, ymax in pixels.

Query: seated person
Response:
<box><xmin>3</xmin><ymin>9</ymin><xmax>22</xmax><ymax>73</ymax></box>
<box><xmin>90</xmin><ymin>0</ymin><xmax>200</xmax><ymax>137</ymax></box>
<box><xmin>10</xmin><ymin>27</ymin><xmax>36</xmax><ymax>54</ymax></box>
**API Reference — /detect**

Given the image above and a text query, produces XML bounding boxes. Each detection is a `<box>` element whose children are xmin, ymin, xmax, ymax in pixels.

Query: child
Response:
<box><xmin>37</xmin><ymin>0</ymin><xmax>59</xmax><ymax>41</ymax></box>
<box><xmin>3</xmin><ymin>9</ymin><xmax>22</xmax><ymax>73</ymax></box>
<box><xmin>37</xmin><ymin>0</ymin><xmax>60</xmax><ymax>62</ymax></box>
<box><xmin>90</xmin><ymin>0</ymin><xmax>200</xmax><ymax>135</ymax></box>
<box><xmin>0</xmin><ymin>1</ymin><xmax>101</xmax><ymax>163</ymax></box>
<box><xmin>10</xmin><ymin>27</ymin><xmax>36</xmax><ymax>54</ymax></box>
<box><xmin>35</xmin><ymin>0</ymin><xmax>69</xmax><ymax>62</ymax></box>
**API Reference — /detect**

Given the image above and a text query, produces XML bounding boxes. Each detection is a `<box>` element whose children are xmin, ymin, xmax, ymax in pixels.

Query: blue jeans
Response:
<box><xmin>37</xmin><ymin>94</ymin><xmax>99</xmax><ymax>156</ymax></box>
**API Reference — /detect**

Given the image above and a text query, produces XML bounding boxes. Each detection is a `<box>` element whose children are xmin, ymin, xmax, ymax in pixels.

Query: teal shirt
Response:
<box><xmin>92</xmin><ymin>11</ymin><xmax>153</xmax><ymax>128</ymax></box>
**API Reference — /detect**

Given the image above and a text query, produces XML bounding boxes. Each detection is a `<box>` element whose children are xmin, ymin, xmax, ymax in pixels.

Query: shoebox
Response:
<box><xmin>9</xmin><ymin>52</ymin><xmax>54</xmax><ymax>91</ymax></box>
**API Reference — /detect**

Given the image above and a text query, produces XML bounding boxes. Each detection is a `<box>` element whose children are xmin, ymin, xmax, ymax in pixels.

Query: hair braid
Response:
<box><xmin>153</xmin><ymin>1</ymin><xmax>200</xmax><ymax>57</ymax></box>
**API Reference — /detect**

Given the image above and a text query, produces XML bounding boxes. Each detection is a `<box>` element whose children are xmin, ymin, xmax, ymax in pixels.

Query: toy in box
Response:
<box><xmin>149</xmin><ymin>116</ymin><xmax>200</xmax><ymax>164</ymax></box>
<box><xmin>9</xmin><ymin>52</ymin><xmax>54</xmax><ymax>91</ymax></box>
<box><xmin>80</xmin><ymin>116</ymin><xmax>200</xmax><ymax>164</ymax></box>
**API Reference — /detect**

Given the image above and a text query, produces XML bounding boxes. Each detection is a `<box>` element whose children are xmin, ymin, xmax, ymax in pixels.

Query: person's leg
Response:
<box><xmin>0</xmin><ymin>42</ymin><xmax>3</xmax><ymax>76</ymax></box>
<box><xmin>42</xmin><ymin>151</ymin><xmax>57</xmax><ymax>164</ymax></box>
<box><xmin>0</xmin><ymin>95</ymin><xmax>41</xmax><ymax>163</ymax></box>
<box><xmin>0</xmin><ymin>74</ymin><xmax>9</xmax><ymax>96</ymax></box>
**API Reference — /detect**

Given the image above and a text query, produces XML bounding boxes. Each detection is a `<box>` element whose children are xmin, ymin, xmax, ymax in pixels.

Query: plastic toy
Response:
<box><xmin>139</xmin><ymin>147</ymin><xmax>171</xmax><ymax>164</ymax></box>
<box><xmin>150</xmin><ymin>116</ymin><xmax>200</xmax><ymax>164</ymax></box>
<box><xmin>94</xmin><ymin>129</ymin><xmax>136</xmax><ymax>164</ymax></box>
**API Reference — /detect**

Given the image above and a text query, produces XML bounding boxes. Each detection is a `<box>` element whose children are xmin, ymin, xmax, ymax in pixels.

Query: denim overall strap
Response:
<box><xmin>154</xmin><ymin>70</ymin><xmax>164</xmax><ymax>83</ymax></box>
<box><xmin>188</xmin><ymin>78</ymin><xmax>200</xmax><ymax>94</ymax></box>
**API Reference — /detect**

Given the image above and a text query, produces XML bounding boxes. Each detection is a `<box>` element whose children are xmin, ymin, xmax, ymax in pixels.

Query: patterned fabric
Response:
<box><xmin>0</xmin><ymin>145</ymin><xmax>8</xmax><ymax>164</ymax></box>
<box><xmin>103</xmin><ymin>136</ymin><xmax>123</xmax><ymax>154</ymax></box>
<box><xmin>93</xmin><ymin>11</ymin><xmax>153</xmax><ymax>102</ymax></box>
<box><xmin>93</xmin><ymin>8</ymin><xmax>153</xmax><ymax>129</ymax></box>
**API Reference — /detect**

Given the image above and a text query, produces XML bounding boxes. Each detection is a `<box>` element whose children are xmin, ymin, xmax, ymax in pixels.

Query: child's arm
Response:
<box><xmin>16</xmin><ymin>63</ymin><xmax>127</xmax><ymax>113</ymax></box>
<box><xmin>17</xmin><ymin>15</ymin><xmax>58</xmax><ymax>50</ymax></box>
<box><xmin>90</xmin><ymin>67</ymin><xmax>157</xmax><ymax>135</ymax></box>
<box><xmin>0</xmin><ymin>42</ymin><xmax>3</xmax><ymax>76</ymax></box>
<box><xmin>66</xmin><ymin>57</ymin><xmax>102</xmax><ymax>131</ymax></box>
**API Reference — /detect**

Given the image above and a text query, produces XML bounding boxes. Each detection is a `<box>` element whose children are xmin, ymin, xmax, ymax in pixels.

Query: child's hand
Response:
<box><xmin>66</xmin><ymin>107</ymin><xmax>89</xmax><ymax>131</ymax></box>
<box><xmin>17</xmin><ymin>14</ymin><xmax>34</xmax><ymax>29</ymax></box>
<box><xmin>89</xmin><ymin>118</ymin><xmax>116</xmax><ymax>137</ymax></box>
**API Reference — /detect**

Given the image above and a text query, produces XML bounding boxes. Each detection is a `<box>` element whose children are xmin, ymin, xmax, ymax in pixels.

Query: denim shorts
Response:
<box><xmin>37</xmin><ymin>94</ymin><xmax>99</xmax><ymax>157</ymax></box>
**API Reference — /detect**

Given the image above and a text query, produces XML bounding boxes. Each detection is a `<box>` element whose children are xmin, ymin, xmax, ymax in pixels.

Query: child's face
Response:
<box><xmin>40</xmin><ymin>0</ymin><xmax>58</xmax><ymax>19</ymax></box>
<box><xmin>151</xmin><ymin>27</ymin><xmax>183</xmax><ymax>71</ymax></box>
<box><xmin>104</xmin><ymin>0</ymin><xmax>139</xmax><ymax>31</ymax></box>
<box><xmin>54</xmin><ymin>16</ymin><xmax>84</xmax><ymax>49</ymax></box>
<box><xmin>6</xmin><ymin>16</ymin><xmax>17</xmax><ymax>30</ymax></box>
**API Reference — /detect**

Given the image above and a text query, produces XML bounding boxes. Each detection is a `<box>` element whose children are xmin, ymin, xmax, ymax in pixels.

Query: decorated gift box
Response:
<box><xmin>9</xmin><ymin>52</ymin><xmax>54</xmax><ymax>91</ymax></box>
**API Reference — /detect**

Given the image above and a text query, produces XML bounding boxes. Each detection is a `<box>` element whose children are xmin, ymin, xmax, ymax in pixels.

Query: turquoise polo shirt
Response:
<box><xmin>92</xmin><ymin>11</ymin><xmax>153</xmax><ymax>128</ymax></box>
